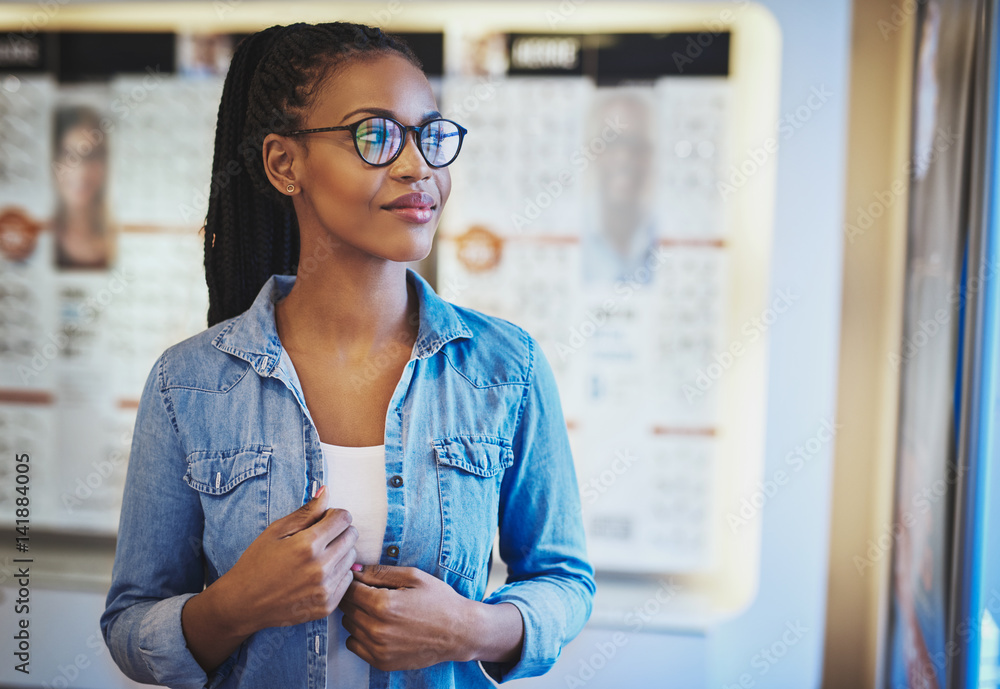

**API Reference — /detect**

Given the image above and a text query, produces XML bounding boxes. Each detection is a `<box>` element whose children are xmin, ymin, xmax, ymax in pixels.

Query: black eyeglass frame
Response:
<box><xmin>281</xmin><ymin>116</ymin><xmax>468</xmax><ymax>168</ymax></box>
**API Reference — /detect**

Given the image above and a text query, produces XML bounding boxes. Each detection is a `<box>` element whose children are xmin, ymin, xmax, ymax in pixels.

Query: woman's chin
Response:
<box><xmin>376</xmin><ymin>231</ymin><xmax>435</xmax><ymax>263</ymax></box>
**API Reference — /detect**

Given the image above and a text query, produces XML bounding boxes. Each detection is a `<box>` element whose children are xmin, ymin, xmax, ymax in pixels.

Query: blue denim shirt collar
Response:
<box><xmin>210</xmin><ymin>267</ymin><xmax>474</xmax><ymax>375</ymax></box>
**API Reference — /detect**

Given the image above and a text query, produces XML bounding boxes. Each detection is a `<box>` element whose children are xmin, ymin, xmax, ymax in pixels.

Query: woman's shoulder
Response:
<box><xmin>151</xmin><ymin>316</ymin><xmax>251</xmax><ymax>392</ymax></box>
<box><xmin>440</xmin><ymin>301</ymin><xmax>540</xmax><ymax>386</ymax></box>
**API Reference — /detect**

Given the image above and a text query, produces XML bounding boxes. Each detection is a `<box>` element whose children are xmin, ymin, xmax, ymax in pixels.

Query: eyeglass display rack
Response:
<box><xmin>438</xmin><ymin>14</ymin><xmax>779</xmax><ymax>628</ymax></box>
<box><xmin>0</xmin><ymin>29</ymin><xmax>443</xmax><ymax>537</ymax></box>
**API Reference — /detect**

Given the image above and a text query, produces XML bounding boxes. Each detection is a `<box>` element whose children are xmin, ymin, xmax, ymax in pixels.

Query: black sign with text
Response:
<box><xmin>507</xmin><ymin>32</ymin><xmax>730</xmax><ymax>83</ymax></box>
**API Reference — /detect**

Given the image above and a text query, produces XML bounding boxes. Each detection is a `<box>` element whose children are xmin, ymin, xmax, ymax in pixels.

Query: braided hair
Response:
<box><xmin>203</xmin><ymin>22</ymin><xmax>423</xmax><ymax>327</ymax></box>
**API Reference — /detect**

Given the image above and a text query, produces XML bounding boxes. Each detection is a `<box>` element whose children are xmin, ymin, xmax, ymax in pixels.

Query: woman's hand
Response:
<box><xmin>222</xmin><ymin>485</ymin><xmax>359</xmax><ymax>631</ymax></box>
<box><xmin>339</xmin><ymin>565</ymin><xmax>524</xmax><ymax>672</ymax></box>
<box><xmin>181</xmin><ymin>485</ymin><xmax>358</xmax><ymax>673</ymax></box>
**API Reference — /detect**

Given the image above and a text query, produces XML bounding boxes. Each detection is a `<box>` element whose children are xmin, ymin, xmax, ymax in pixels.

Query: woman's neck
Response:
<box><xmin>274</xmin><ymin>256</ymin><xmax>418</xmax><ymax>363</ymax></box>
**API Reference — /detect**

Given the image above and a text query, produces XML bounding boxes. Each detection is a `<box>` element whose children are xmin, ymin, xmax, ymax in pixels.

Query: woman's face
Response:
<box><xmin>286</xmin><ymin>53</ymin><xmax>451</xmax><ymax>264</ymax></box>
<box><xmin>54</xmin><ymin>124</ymin><xmax>108</xmax><ymax>211</ymax></box>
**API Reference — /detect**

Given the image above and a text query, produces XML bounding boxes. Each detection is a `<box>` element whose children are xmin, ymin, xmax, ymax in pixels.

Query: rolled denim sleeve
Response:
<box><xmin>480</xmin><ymin>336</ymin><xmax>596</xmax><ymax>682</ymax></box>
<box><xmin>100</xmin><ymin>353</ymin><xmax>223</xmax><ymax>689</ymax></box>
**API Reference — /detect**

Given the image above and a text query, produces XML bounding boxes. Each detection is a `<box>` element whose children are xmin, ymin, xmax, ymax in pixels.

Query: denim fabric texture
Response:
<box><xmin>101</xmin><ymin>267</ymin><xmax>595</xmax><ymax>689</ymax></box>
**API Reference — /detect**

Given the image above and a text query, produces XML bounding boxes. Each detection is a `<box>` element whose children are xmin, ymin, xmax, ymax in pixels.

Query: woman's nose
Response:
<box><xmin>390</xmin><ymin>130</ymin><xmax>433</xmax><ymax>179</ymax></box>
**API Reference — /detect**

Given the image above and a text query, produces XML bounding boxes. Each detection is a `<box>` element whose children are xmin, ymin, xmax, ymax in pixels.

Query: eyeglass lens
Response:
<box><xmin>356</xmin><ymin>118</ymin><xmax>462</xmax><ymax>166</ymax></box>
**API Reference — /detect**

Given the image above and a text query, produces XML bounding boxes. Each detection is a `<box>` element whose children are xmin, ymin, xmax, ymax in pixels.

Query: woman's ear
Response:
<box><xmin>262</xmin><ymin>133</ymin><xmax>299</xmax><ymax>196</ymax></box>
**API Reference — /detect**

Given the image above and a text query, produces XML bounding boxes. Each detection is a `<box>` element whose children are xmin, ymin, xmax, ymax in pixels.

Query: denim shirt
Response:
<box><xmin>100</xmin><ymin>267</ymin><xmax>595</xmax><ymax>689</ymax></box>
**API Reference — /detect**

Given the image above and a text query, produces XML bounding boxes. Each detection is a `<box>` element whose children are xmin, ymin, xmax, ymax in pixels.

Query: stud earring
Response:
<box><xmin>286</xmin><ymin>183</ymin><xmax>295</xmax><ymax>193</ymax></box>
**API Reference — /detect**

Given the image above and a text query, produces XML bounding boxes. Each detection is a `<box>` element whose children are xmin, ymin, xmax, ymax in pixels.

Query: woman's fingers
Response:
<box><xmin>268</xmin><ymin>485</ymin><xmax>331</xmax><ymax>539</ymax></box>
<box><xmin>345</xmin><ymin>633</ymin><xmax>379</xmax><ymax>667</ymax></box>
<box><xmin>331</xmin><ymin>564</ymin><xmax>355</xmax><ymax>600</ymax></box>
<box><xmin>301</xmin><ymin>506</ymin><xmax>354</xmax><ymax>551</ymax></box>
<box><xmin>350</xmin><ymin>564</ymin><xmax>422</xmax><ymax>589</ymax></box>
<box><xmin>319</xmin><ymin>521</ymin><xmax>359</xmax><ymax>575</ymax></box>
<box><xmin>340</xmin><ymin>579</ymin><xmax>376</xmax><ymax>613</ymax></box>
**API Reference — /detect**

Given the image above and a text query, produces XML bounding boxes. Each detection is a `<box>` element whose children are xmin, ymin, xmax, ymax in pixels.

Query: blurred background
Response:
<box><xmin>0</xmin><ymin>1</ymin><xmax>998</xmax><ymax>688</ymax></box>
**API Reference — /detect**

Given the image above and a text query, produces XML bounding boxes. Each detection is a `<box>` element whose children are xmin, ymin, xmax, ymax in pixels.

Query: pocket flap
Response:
<box><xmin>184</xmin><ymin>445</ymin><xmax>271</xmax><ymax>495</ymax></box>
<box><xmin>432</xmin><ymin>436</ymin><xmax>513</xmax><ymax>478</ymax></box>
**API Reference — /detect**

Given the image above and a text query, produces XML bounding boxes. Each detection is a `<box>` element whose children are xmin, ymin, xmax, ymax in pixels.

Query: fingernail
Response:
<box><xmin>315</xmin><ymin>485</ymin><xmax>326</xmax><ymax>500</ymax></box>
<box><xmin>351</xmin><ymin>563</ymin><xmax>363</xmax><ymax>572</ymax></box>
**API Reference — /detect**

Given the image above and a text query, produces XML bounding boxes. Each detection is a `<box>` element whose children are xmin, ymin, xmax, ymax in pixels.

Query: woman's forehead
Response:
<box><xmin>309</xmin><ymin>54</ymin><xmax>437</xmax><ymax>124</ymax></box>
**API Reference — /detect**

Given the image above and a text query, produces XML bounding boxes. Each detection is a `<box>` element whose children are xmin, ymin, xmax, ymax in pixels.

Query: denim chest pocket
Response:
<box><xmin>183</xmin><ymin>445</ymin><xmax>272</xmax><ymax>573</ymax></box>
<box><xmin>432</xmin><ymin>435</ymin><xmax>513</xmax><ymax>581</ymax></box>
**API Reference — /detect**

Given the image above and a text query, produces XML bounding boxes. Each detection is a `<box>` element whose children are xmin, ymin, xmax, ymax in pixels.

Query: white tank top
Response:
<box><xmin>319</xmin><ymin>441</ymin><xmax>388</xmax><ymax>689</ymax></box>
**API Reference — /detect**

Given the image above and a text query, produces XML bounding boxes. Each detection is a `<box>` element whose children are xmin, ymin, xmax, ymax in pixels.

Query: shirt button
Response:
<box><xmin>389</xmin><ymin>475</ymin><xmax>403</xmax><ymax>488</ymax></box>
<box><xmin>386</xmin><ymin>545</ymin><xmax>400</xmax><ymax>558</ymax></box>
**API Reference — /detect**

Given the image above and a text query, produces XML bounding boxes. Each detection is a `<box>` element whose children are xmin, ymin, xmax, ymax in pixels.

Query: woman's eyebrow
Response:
<box><xmin>338</xmin><ymin>106</ymin><xmax>442</xmax><ymax>124</ymax></box>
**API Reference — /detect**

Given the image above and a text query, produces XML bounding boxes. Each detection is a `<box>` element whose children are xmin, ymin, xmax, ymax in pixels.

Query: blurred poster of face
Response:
<box><xmin>51</xmin><ymin>100</ymin><xmax>114</xmax><ymax>271</ymax></box>
<box><xmin>581</xmin><ymin>87</ymin><xmax>657</xmax><ymax>285</ymax></box>
<box><xmin>462</xmin><ymin>32</ymin><xmax>508</xmax><ymax>77</ymax></box>
<box><xmin>177</xmin><ymin>33</ymin><xmax>234</xmax><ymax>77</ymax></box>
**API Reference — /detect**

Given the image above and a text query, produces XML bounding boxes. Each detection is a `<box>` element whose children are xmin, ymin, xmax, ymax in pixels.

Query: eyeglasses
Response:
<box><xmin>282</xmin><ymin>116</ymin><xmax>468</xmax><ymax>168</ymax></box>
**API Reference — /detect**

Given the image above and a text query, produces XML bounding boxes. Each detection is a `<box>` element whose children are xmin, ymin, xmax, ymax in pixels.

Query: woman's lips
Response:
<box><xmin>384</xmin><ymin>206</ymin><xmax>434</xmax><ymax>223</ymax></box>
<box><xmin>383</xmin><ymin>191</ymin><xmax>435</xmax><ymax>209</ymax></box>
<box><xmin>381</xmin><ymin>192</ymin><xmax>436</xmax><ymax>224</ymax></box>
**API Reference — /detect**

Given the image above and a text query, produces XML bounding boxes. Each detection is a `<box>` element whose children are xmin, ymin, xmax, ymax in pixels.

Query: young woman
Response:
<box><xmin>101</xmin><ymin>21</ymin><xmax>594</xmax><ymax>689</ymax></box>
